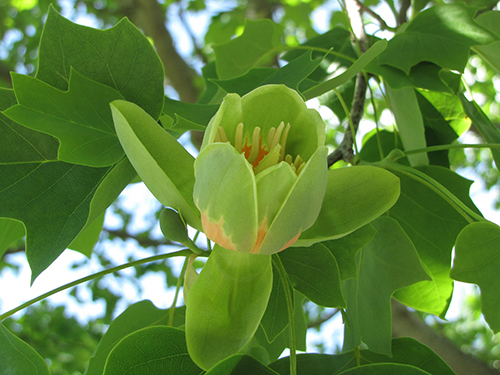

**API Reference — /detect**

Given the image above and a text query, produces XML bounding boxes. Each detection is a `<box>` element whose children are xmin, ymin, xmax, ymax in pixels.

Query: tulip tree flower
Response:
<box><xmin>193</xmin><ymin>84</ymin><xmax>329</xmax><ymax>255</ymax></box>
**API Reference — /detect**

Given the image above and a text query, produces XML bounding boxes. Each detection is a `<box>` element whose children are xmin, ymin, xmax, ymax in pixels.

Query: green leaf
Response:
<box><xmin>86</xmin><ymin>300</ymin><xmax>185</xmax><ymax>375</ymax></box>
<box><xmin>68</xmin><ymin>211</ymin><xmax>104</xmax><ymax>258</ymax></box>
<box><xmin>185</xmin><ymin>246</ymin><xmax>273</xmax><ymax>370</ymax></box>
<box><xmin>474</xmin><ymin>11</ymin><xmax>500</xmax><ymax>74</ymax></box>
<box><xmin>343</xmin><ymin>217</ymin><xmax>430</xmax><ymax>356</ymax></box>
<box><xmin>303</xmin><ymin>40</ymin><xmax>388</xmax><ymax>100</ymax></box>
<box><xmin>451</xmin><ymin>221</ymin><xmax>500</xmax><ymax>332</ymax></box>
<box><xmin>459</xmin><ymin>94</ymin><xmax>500</xmax><ymax>170</ymax></box>
<box><xmin>163</xmin><ymin>96</ymin><xmax>218</xmax><ymax>131</ymax></box>
<box><xmin>206</xmin><ymin>354</ymin><xmax>279</xmax><ymax>375</ymax></box>
<box><xmin>387</xmin><ymin>166</ymin><xmax>480</xmax><ymax>317</ymax></box>
<box><xmin>103</xmin><ymin>326</ymin><xmax>203</xmax><ymax>375</ymax></box>
<box><xmin>279</xmin><ymin>243</ymin><xmax>345</xmax><ymax>308</ymax></box>
<box><xmin>111</xmin><ymin>100</ymin><xmax>201</xmax><ymax>230</ymax></box>
<box><xmin>0</xmin><ymin>162</ymin><xmax>110</xmax><ymax>282</ymax></box>
<box><xmin>269</xmin><ymin>337</ymin><xmax>453</xmax><ymax>375</ymax></box>
<box><xmin>377</xmin><ymin>4</ymin><xmax>496</xmax><ymax>74</ymax></box>
<box><xmin>0</xmin><ymin>323</ymin><xmax>51</xmax><ymax>375</ymax></box>
<box><xmin>386</xmin><ymin>85</ymin><xmax>429</xmax><ymax>166</ymax></box>
<box><xmin>260</xmin><ymin>264</ymin><xmax>289</xmax><ymax>344</ymax></box>
<box><xmin>213</xmin><ymin>51</ymin><xmax>323</xmax><ymax>97</ymax></box>
<box><xmin>214</xmin><ymin>19</ymin><xmax>283</xmax><ymax>80</ymax></box>
<box><xmin>322</xmin><ymin>225</ymin><xmax>376</xmax><ymax>281</ymax></box>
<box><xmin>338</xmin><ymin>364</ymin><xmax>431</xmax><ymax>375</ymax></box>
<box><xmin>0</xmin><ymin>88</ymin><xmax>58</xmax><ymax>163</ymax></box>
<box><xmin>4</xmin><ymin>70</ymin><xmax>125</xmax><ymax>167</ymax></box>
<box><xmin>36</xmin><ymin>6</ymin><xmax>164</xmax><ymax>119</ymax></box>
<box><xmin>297</xmin><ymin>166</ymin><xmax>400</xmax><ymax>246</ymax></box>
<box><xmin>0</xmin><ymin>218</ymin><xmax>25</xmax><ymax>258</ymax></box>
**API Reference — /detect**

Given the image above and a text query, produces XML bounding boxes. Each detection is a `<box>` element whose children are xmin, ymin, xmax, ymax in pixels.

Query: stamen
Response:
<box><xmin>294</xmin><ymin>155</ymin><xmax>303</xmax><ymax>170</ymax></box>
<box><xmin>255</xmin><ymin>144</ymin><xmax>281</xmax><ymax>174</ymax></box>
<box><xmin>267</xmin><ymin>127</ymin><xmax>276</xmax><ymax>150</ymax></box>
<box><xmin>285</xmin><ymin>154</ymin><xmax>293</xmax><ymax>165</ymax></box>
<box><xmin>296</xmin><ymin>162</ymin><xmax>306</xmax><ymax>175</ymax></box>
<box><xmin>279</xmin><ymin>123</ymin><xmax>291</xmax><ymax>162</ymax></box>
<box><xmin>247</xmin><ymin>127</ymin><xmax>261</xmax><ymax>164</ymax></box>
<box><xmin>217</xmin><ymin>127</ymin><xmax>228</xmax><ymax>143</ymax></box>
<box><xmin>270</xmin><ymin>122</ymin><xmax>285</xmax><ymax>150</ymax></box>
<box><xmin>235</xmin><ymin>123</ymin><xmax>244</xmax><ymax>153</ymax></box>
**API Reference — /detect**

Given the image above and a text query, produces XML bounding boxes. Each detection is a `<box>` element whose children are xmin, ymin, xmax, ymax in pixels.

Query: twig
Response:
<box><xmin>328</xmin><ymin>0</ymin><xmax>369</xmax><ymax>167</ymax></box>
<box><xmin>358</xmin><ymin>3</ymin><xmax>395</xmax><ymax>31</ymax></box>
<box><xmin>307</xmin><ymin>308</ymin><xmax>340</xmax><ymax>329</ymax></box>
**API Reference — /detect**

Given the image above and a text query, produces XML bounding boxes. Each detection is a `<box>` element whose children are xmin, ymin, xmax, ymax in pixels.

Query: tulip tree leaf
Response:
<box><xmin>214</xmin><ymin>19</ymin><xmax>283</xmax><ymax>80</ymax></box>
<box><xmin>103</xmin><ymin>326</ymin><xmax>203</xmax><ymax>375</ymax></box>
<box><xmin>279</xmin><ymin>243</ymin><xmax>345</xmax><ymax>308</ymax></box>
<box><xmin>451</xmin><ymin>221</ymin><xmax>500</xmax><ymax>332</ymax></box>
<box><xmin>36</xmin><ymin>5</ymin><xmax>164</xmax><ymax>119</ymax></box>
<box><xmin>111</xmin><ymin>100</ymin><xmax>202</xmax><ymax>230</ymax></box>
<box><xmin>0</xmin><ymin>88</ymin><xmax>59</xmax><ymax>163</ymax></box>
<box><xmin>68</xmin><ymin>211</ymin><xmax>105</xmax><ymax>257</ymax></box>
<box><xmin>338</xmin><ymin>364</ymin><xmax>432</xmax><ymax>375</ymax></box>
<box><xmin>0</xmin><ymin>323</ymin><xmax>51</xmax><ymax>375</ymax></box>
<box><xmin>296</xmin><ymin>166</ymin><xmax>400</xmax><ymax>246</ymax></box>
<box><xmin>206</xmin><ymin>354</ymin><xmax>279</xmax><ymax>375</ymax></box>
<box><xmin>343</xmin><ymin>217</ymin><xmax>430</xmax><ymax>356</ymax></box>
<box><xmin>162</xmin><ymin>97</ymin><xmax>218</xmax><ymax>132</ymax></box>
<box><xmin>386</xmin><ymin>166</ymin><xmax>480</xmax><ymax>317</ymax></box>
<box><xmin>87</xmin><ymin>301</ymin><xmax>185</xmax><ymax>375</ymax></box>
<box><xmin>377</xmin><ymin>4</ymin><xmax>496</xmax><ymax>74</ymax></box>
<box><xmin>471</xmin><ymin>12</ymin><xmax>500</xmax><ymax>75</ymax></box>
<box><xmin>269</xmin><ymin>337</ymin><xmax>453</xmax><ymax>375</ymax></box>
<box><xmin>4</xmin><ymin>70</ymin><xmax>125</xmax><ymax>167</ymax></box>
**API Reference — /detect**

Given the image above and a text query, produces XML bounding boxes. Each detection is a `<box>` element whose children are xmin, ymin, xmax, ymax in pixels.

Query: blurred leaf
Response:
<box><xmin>343</xmin><ymin>217</ymin><xmax>430</xmax><ymax>355</ymax></box>
<box><xmin>214</xmin><ymin>19</ymin><xmax>283</xmax><ymax>80</ymax></box>
<box><xmin>103</xmin><ymin>326</ymin><xmax>203</xmax><ymax>375</ymax></box>
<box><xmin>377</xmin><ymin>4</ymin><xmax>496</xmax><ymax>74</ymax></box>
<box><xmin>163</xmin><ymin>96</ymin><xmax>218</xmax><ymax>131</ymax></box>
<box><xmin>36</xmin><ymin>5</ymin><xmax>164</xmax><ymax>119</ymax></box>
<box><xmin>451</xmin><ymin>221</ymin><xmax>500</xmax><ymax>332</ymax></box>
<box><xmin>86</xmin><ymin>300</ymin><xmax>185</xmax><ymax>375</ymax></box>
<box><xmin>0</xmin><ymin>323</ymin><xmax>50</xmax><ymax>375</ymax></box>
<box><xmin>5</xmin><ymin>70</ymin><xmax>125</xmax><ymax>167</ymax></box>
<box><xmin>338</xmin><ymin>364</ymin><xmax>431</xmax><ymax>374</ymax></box>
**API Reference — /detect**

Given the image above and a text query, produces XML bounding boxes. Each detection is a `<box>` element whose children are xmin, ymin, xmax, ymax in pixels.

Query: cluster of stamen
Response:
<box><xmin>214</xmin><ymin>122</ymin><xmax>305</xmax><ymax>175</ymax></box>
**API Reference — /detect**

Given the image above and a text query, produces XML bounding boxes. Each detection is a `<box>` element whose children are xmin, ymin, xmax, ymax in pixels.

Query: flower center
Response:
<box><xmin>214</xmin><ymin>122</ymin><xmax>305</xmax><ymax>175</ymax></box>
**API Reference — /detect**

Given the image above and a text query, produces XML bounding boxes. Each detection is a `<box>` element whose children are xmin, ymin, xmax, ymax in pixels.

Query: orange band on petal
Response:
<box><xmin>201</xmin><ymin>213</ymin><xmax>235</xmax><ymax>251</ymax></box>
<box><xmin>280</xmin><ymin>232</ymin><xmax>301</xmax><ymax>251</ymax></box>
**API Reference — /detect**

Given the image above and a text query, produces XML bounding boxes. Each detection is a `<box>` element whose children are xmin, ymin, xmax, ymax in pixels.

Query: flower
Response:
<box><xmin>193</xmin><ymin>84</ymin><xmax>328</xmax><ymax>255</ymax></box>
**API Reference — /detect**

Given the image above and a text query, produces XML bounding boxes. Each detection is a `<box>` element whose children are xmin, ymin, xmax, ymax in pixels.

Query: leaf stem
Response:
<box><xmin>273</xmin><ymin>254</ymin><xmax>296</xmax><ymax>375</ymax></box>
<box><xmin>402</xmin><ymin>143</ymin><xmax>500</xmax><ymax>156</ymax></box>
<box><xmin>168</xmin><ymin>255</ymin><xmax>190</xmax><ymax>326</ymax></box>
<box><xmin>0</xmin><ymin>249</ymin><xmax>195</xmax><ymax>321</ymax></box>
<box><xmin>378</xmin><ymin>160</ymin><xmax>484</xmax><ymax>224</ymax></box>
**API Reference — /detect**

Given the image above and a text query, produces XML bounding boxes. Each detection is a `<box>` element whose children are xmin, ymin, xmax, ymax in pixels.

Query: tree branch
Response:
<box><xmin>328</xmin><ymin>0</ymin><xmax>369</xmax><ymax>166</ymax></box>
<box><xmin>118</xmin><ymin>0</ymin><xmax>200</xmax><ymax>102</ymax></box>
<box><xmin>392</xmin><ymin>300</ymin><xmax>500</xmax><ymax>375</ymax></box>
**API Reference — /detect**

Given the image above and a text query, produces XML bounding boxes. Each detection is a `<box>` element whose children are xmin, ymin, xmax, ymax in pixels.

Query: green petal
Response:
<box><xmin>201</xmin><ymin>93</ymin><xmax>243</xmax><ymax>150</ymax></box>
<box><xmin>296</xmin><ymin>166</ymin><xmax>401</xmax><ymax>247</ymax></box>
<box><xmin>186</xmin><ymin>245</ymin><xmax>273</xmax><ymax>370</ymax></box>
<box><xmin>255</xmin><ymin>162</ymin><xmax>297</xmax><ymax>227</ymax></box>
<box><xmin>194</xmin><ymin>143</ymin><xmax>258</xmax><ymax>252</ymax></box>
<box><xmin>258</xmin><ymin>146</ymin><xmax>328</xmax><ymax>254</ymax></box>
